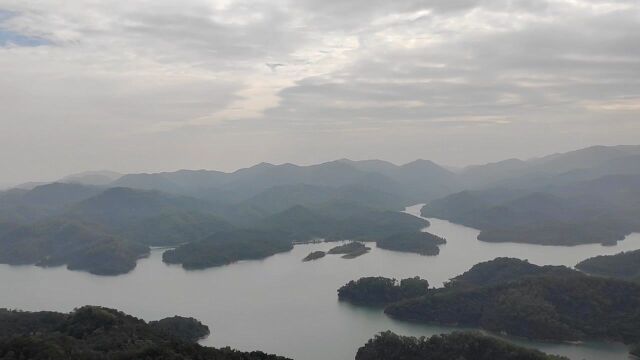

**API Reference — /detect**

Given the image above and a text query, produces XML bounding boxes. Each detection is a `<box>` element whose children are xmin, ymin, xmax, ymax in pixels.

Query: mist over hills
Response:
<box><xmin>423</xmin><ymin>173</ymin><xmax>640</xmax><ymax>246</ymax></box>
<box><xmin>1</xmin><ymin>144</ymin><xmax>640</xmax><ymax>274</ymax></box>
<box><xmin>7</xmin><ymin>144</ymin><xmax>640</xmax><ymax>197</ymax></box>
<box><xmin>54</xmin><ymin>144</ymin><xmax>640</xmax><ymax>196</ymax></box>
<box><xmin>60</xmin><ymin>171</ymin><xmax>123</xmax><ymax>186</ymax></box>
<box><xmin>110</xmin><ymin>158</ymin><xmax>458</xmax><ymax>204</ymax></box>
<box><xmin>461</xmin><ymin>145</ymin><xmax>640</xmax><ymax>189</ymax></box>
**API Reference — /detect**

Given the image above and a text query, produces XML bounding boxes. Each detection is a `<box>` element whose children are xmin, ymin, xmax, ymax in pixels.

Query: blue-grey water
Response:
<box><xmin>0</xmin><ymin>204</ymin><xmax>638</xmax><ymax>360</ymax></box>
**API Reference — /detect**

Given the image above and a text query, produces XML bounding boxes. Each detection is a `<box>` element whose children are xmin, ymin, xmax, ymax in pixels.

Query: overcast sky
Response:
<box><xmin>1</xmin><ymin>0</ymin><xmax>639</xmax><ymax>185</ymax></box>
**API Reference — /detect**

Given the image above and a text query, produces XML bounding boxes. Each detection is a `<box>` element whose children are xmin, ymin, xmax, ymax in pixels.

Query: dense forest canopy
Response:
<box><xmin>148</xmin><ymin>316</ymin><xmax>210</xmax><ymax>342</ymax></box>
<box><xmin>386</xmin><ymin>273</ymin><xmax>640</xmax><ymax>343</ymax></box>
<box><xmin>0</xmin><ymin>306</ymin><xmax>289</xmax><ymax>360</ymax></box>
<box><xmin>356</xmin><ymin>331</ymin><xmax>567</xmax><ymax>360</ymax></box>
<box><xmin>338</xmin><ymin>276</ymin><xmax>429</xmax><ymax>305</ymax></box>
<box><xmin>341</xmin><ymin>258</ymin><xmax>640</xmax><ymax>349</ymax></box>
<box><xmin>385</xmin><ymin>259</ymin><xmax>640</xmax><ymax>343</ymax></box>
<box><xmin>576</xmin><ymin>249</ymin><xmax>640</xmax><ymax>280</ymax></box>
<box><xmin>445</xmin><ymin>257</ymin><xmax>579</xmax><ymax>290</ymax></box>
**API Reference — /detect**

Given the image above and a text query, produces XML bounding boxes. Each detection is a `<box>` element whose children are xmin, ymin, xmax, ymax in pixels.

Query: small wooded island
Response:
<box><xmin>356</xmin><ymin>331</ymin><xmax>567</xmax><ymax>360</ymax></box>
<box><xmin>340</xmin><ymin>257</ymin><xmax>640</xmax><ymax>352</ymax></box>
<box><xmin>302</xmin><ymin>251</ymin><xmax>326</xmax><ymax>261</ymax></box>
<box><xmin>0</xmin><ymin>306</ymin><xmax>289</xmax><ymax>360</ymax></box>
<box><xmin>376</xmin><ymin>231</ymin><xmax>445</xmax><ymax>255</ymax></box>
<box><xmin>328</xmin><ymin>241</ymin><xmax>371</xmax><ymax>258</ymax></box>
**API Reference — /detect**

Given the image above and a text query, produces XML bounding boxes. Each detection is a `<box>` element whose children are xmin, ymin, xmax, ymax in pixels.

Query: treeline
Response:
<box><xmin>576</xmin><ymin>249</ymin><xmax>640</xmax><ymax>281</ymax></box>
<box><xmin>338</xmin><ymin>277</ymin><xmax>429</xmax><ymax>306</ymax></box>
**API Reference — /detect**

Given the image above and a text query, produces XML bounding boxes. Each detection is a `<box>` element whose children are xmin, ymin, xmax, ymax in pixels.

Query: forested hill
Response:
<box><xmin>576</xmin><ymin>249</ymin><xmax>640</xmax><ymax>281</ymax></box>
<box><xmin>0</xmin><ymin>184</ymin><xmax>426</xmax><ymax>275</ymax></box>
<box><xmin>383</xmin><ymin>259</ymin><xmax>640</xmax><ymax>344</ymax></box>
<box><xmin>0</xmin><ymin>306</ymin><xmax>290</xmax><ymax>360</ymax></box>
<box><xmin>356</xmin><ymin>331</ymin><xmax>567</xmax><ymax>360</ymax></box>
<box><xmin>341</xmin><ymin>258</ymin><xmax>640</xmax><ymax>349</ymax></box>
<box><xmin>422</xmin><ymin>174</ymin><xmax>640</xmax><ymax>246</ymax></box>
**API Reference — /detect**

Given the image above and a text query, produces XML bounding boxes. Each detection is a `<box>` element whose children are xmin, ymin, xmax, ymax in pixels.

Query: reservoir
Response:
<box><xmin>0</xmin><ymin>204</ymin><xmax>637</xmax><ymax>359</ymax></box>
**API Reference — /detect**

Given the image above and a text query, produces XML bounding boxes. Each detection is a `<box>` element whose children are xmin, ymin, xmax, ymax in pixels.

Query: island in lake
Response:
<box><xmin>376</xmin><ymin>231</ymin><xmax>445</xmax><ymax>255</ymax></box>
<box><xmin>328</xmin><ymin>241</ymin><xmax>371</xmax><ymax>259</ymax></box>
<box><xmin>302</xmin><ymin>251</ymin><xmax>326</xmax><ymax>261</ymax></box>
<box><xmin>340</xmin><ymin>257</ymin><xmax>640</xmax><ymax>353</ymax></box>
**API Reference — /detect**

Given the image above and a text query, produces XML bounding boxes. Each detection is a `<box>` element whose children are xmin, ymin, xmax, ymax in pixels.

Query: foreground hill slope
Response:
<box><xmin>0</xmin><ymin>306</ymin><xmax>289</xmax><ymax>360</ymax></box>
<box><xmin>356</xmin><ymin>331</ymin><xmax>567</xmax><ymax>360</ymax></box>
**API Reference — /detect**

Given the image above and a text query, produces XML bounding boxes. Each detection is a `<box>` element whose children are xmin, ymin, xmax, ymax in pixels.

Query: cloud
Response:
<box><xmin>0</xmin><ymin>10</ymin><xmax>49</xmax><ymax>46</ymax></box>
<box><xmin>0</xmin><ymin>0</ymin><xmax>638</xmax><ymax>183</ymax></box>
<box><xmin>263</xmin><ymin>1</ymin><xmax>640</xmax><ymax>128</ymax></box>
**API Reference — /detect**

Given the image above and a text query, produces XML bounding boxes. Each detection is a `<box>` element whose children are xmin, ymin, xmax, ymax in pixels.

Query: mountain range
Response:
<box><xmin>1</xmin><ymin>144</ymin><xmax>640</xmax><ymax>274</ymax></box>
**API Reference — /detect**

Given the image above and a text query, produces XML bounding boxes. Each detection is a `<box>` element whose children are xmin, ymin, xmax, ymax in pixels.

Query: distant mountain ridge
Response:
<box><xmin>107</xmin><ymin>158</ymin><xmax>460</xmax><ymax>204</ymax></box>
<box><xmin>460</xmin><ymin>145</ymin><xmax>640</xmax><ymax>189</ymax></box>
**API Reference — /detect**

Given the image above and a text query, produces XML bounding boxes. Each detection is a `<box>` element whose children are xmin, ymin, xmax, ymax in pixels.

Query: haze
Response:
<box><xmin>1</xmin><ymin>0</ymin><xmax>639</xmax><ymax>186</ymax></box>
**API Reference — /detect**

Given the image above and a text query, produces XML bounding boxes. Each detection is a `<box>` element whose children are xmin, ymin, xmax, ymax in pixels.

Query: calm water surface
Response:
<box><xmin>0</xmin><ymin>204</ymin><xmax>638</xmax><ymax>360</ymax></box>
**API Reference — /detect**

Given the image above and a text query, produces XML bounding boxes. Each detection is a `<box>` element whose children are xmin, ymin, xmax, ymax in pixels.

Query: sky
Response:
<box><xmin>0</xmin><ymin>0</ymin><xmax>639</xmax><ymax>185</ymax></box>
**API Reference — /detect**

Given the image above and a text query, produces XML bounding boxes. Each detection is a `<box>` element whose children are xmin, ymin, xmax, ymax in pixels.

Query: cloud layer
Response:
<box><xmin>1</xmin><ymin>0</ymin><xmax>639</xmax><ymax>184</ymax></box>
